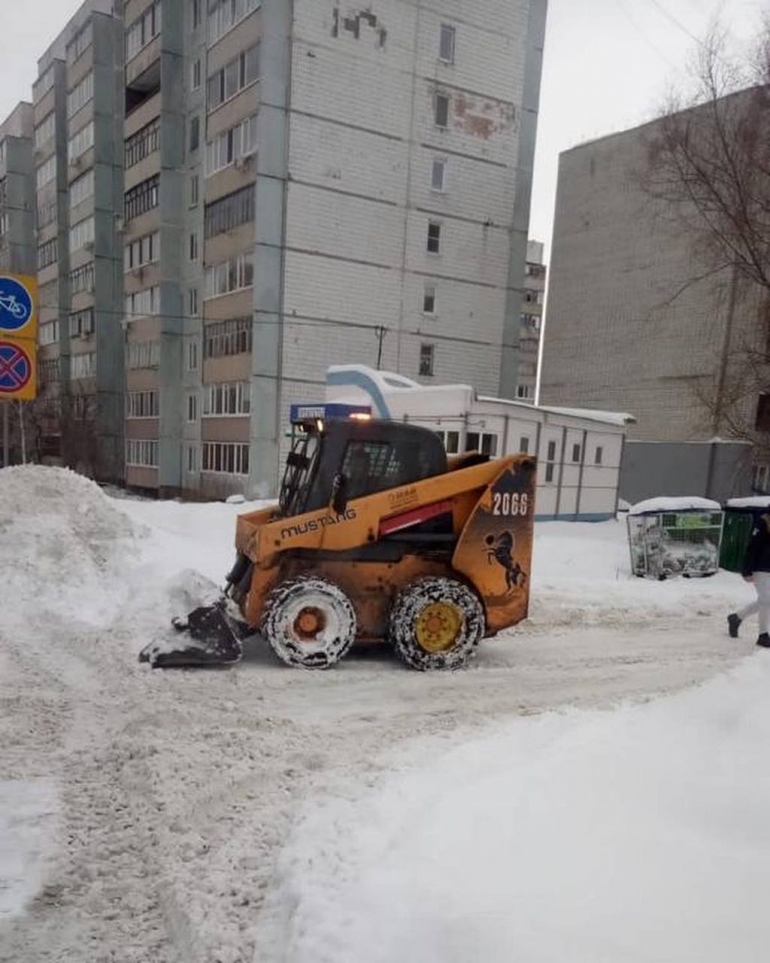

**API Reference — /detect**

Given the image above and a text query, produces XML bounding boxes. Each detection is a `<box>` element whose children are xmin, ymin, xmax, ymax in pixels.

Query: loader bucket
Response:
<box><xmin>138</xmin><ymin>600</ymin><xmax>245</xmax><ymax>668</ymax></box>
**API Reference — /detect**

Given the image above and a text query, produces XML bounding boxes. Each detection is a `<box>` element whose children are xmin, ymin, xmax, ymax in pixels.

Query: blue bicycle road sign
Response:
<box><xmin>0</xmin><ymin>275</ymin><xmax>34</xmax><ymax>333</ymax></box>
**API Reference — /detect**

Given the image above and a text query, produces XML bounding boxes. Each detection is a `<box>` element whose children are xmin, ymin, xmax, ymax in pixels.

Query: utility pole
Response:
<box><xmin>374</xmin><ymin>326</ymin><xmax>386</xmax><ymax>370</ymax></box>
<box><xmin>2</xmin><ymin>401</ymin><xmax>8</xmax><ymax>467</ymax></box>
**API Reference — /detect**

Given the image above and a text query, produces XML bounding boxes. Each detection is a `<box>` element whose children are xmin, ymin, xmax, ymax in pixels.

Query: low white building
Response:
<box><xmin>322</xmin><ymin>365</ymin><xmax>635</xmax><ymax>521</ymax></box>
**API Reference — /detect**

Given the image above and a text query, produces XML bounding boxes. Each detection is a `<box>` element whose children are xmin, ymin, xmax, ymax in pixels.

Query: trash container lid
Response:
<box><xmin>629</xmin><ymin>496</ymin><xmax>721</xmax><ymax>516</ymax></box>
<box><xmin>725</xmin><ymin>497</ymin><xmax>770</xmax><ymax>509</ymax></box>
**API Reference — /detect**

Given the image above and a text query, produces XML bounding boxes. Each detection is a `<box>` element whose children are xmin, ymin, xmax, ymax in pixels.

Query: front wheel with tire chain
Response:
<box><xmin>261</xmin><ymin>576</ymin><xmax>357</xmax><ymax>669</ymax></box>
<box><xmin>388</xmin><ymin>576</ymin><xmax>485</xmax><ymax>671</ymax></box>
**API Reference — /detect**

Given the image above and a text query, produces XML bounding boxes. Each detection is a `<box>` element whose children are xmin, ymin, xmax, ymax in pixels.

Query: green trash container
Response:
<box><xmin>719</xmin><ymin>499</ymin><xmax>770</xmax><ymax>572</ymax></box>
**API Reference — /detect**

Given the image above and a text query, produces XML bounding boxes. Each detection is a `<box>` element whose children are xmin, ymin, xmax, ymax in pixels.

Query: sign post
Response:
<box><xmin>0</xmin><ymin>274</ymin><xmax>38</xmax><ymax>467</ymax></box>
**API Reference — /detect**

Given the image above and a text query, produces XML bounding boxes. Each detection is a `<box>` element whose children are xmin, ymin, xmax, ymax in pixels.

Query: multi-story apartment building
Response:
<box><xmin>517</xmin><ymin>238</ymin><xmax>545</xmax><ymax>403</ymax></box>
<box><xmin>540</xmin><ymin>113</ymin><xmax>766</xmax><ymax>450</ymax></box>
<box><xmin>32</xmin><ymin>0</ymin><xmax>125</xmax><ymax>478</ymax></box>
<box><xmin>21</xmin><ymin>0</ymin><xmax>548</xmax><ymax>496</ymax></box>
<box><xmin>0</xmin><ymin>103</ymin><xmax>35</xmax><ymax>275</ymax></box>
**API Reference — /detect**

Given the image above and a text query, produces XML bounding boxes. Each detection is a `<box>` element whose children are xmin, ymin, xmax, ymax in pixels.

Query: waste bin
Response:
<box><xmin>627</xmin><ymin>497</ymin><xmax>723</xmax><ymax>580</ymax></box>
<box><xmin>719</xmin><ymin>498</ymin><xmax>770</xmax><ymax>572</ymax></box>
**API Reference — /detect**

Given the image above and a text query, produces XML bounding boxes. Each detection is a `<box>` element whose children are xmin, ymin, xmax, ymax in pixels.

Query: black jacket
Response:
<box><xmin>742</xmin><ymin>515</ymin><xmax>770</xmax><ymax>576</ymax></box>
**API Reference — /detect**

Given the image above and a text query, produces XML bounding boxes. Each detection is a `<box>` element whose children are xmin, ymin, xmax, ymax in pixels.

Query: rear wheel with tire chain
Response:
<box><xmin>388</xmin><ymin>576</ymin><xmax>485</xmax><ymax>671</ymax></box>
<box><xmin>261</xmin><ymin>576</ymin><xmax>357</xmax><ymax>669</ymax></box>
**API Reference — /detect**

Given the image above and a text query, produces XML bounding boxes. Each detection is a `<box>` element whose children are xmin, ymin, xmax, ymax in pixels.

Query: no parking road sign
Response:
<box><xmin>0</xmin><ymin>275</ymin><xmax>38</xmax><ymax>401</ymax></box>
<box><xmin>0</xmin><ymin>341</ymin><xmax>35</xmax><ymax>400</ymax></box>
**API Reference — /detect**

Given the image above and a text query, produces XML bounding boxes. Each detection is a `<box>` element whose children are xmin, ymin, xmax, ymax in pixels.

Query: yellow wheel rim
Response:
<box><xmin>415</xmin><ymin>602</ymin><xmax>464</xmax><ymax>653</ymax></box>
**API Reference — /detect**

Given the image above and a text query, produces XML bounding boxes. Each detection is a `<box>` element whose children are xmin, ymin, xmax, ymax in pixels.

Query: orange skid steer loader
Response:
<box><xmin>139</xmin><ymin>418</ymin><xmax>536</xmax><ymax>670</ymax></box>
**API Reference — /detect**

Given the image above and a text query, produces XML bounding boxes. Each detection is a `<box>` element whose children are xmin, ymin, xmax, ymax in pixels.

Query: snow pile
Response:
<box><xmin>261</xmin><ymin>655</ymin><xmax>770</xmax><ymax>963</ymax></box>
<box><xmin>0</xmin><ymin>779</ymin><xmax>57</xmax><ymax>922</ymax></box>
<box><xmin>629</xmin><ymin>496</ymin><xmax>721</xmax><ymax>515</ymax></box>
<box><xmin>0</xmin><ymin>465</ymin><xmax>145</xmax><ymax>627</ymax></box>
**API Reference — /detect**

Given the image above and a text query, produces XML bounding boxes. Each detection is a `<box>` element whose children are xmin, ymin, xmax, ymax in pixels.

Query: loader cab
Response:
<box><xmin>279</xmin><ymin>418</ymin><xmax>448</xmax><ymax>518</ymax></box>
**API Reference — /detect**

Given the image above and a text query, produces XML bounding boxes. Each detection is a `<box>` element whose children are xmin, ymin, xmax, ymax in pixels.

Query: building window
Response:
<box><xmin>545</xmin><ymin>439</ymin><xmax>557</xmax><ymax>484</ymax></box>
<box><xmin>36</xmin><ymin>197</ymin><xmax>57</xmax><ymax>229</ymax></box>
<box><xmin>192</xmin><ymin>0</ymin><xmax>202</xmax><ymax>29</ymax></box>
<box><xmin>434</xmin><ymin>92</ymin><xmax>449</xmax><ymax>128</ymax></box>
<box><xmin>444</xmin><ymin>430</ymin><xmax>460</xmax><ymax>454</ymax></box>
<box><xmin>203</xmin><ymin>381</ymin><xmax>251</xmax><ymax>416</ymax></box>
<box><xmin>208</xmin><ymin>0</ymin><xmax>261</xmax><ymax>46</ymax></box>
<box><xmin>125</xmin><ymin>118</ymin><xmax>160</xmax><ymax>168</ymax></box>
<box><xmin>37</xmin><ymin>238</ymin><xmax>58</xmax><ymax>270</ymax></box>
<box><xmin>125</xmin><ymin>286</ymin><xmax>160</xmax><ymax>318</ymax></box>
<box><xmin>36</xmin><ymin>155</ymin><xmax>57</xmax><ymax>191</ymax></box>
<box><xmin>67</xmin><ymin>21</ymin><xmax>93</xmax><ymax>63</ymax></box>
<box><xmin>521</xmin><ymin>313</ymin><xmax>540</xmax><ymax>330</ymax></box>
<box><xmin>126</xmin><ymin>0</ymin><xmax>162</xmax><ymax>61</ymax></box>
<box><xmin>70</xmin><ymin>262</ymin><xmax>95</xmax><ymax>294</ymax></box>
<box><xmin>69</xmin><ymin>308</ymin><xmax>94</xmax><ymax>337</ymax></box>
<box><xmin>125</xmin><ymin>174</ymin><xmax>160</xmax><ymax>221</ymax></box>
<box><xmin>191</xmin><ymin>58</ymin><xmax>202</xmax><ymax>90</ymax></box>
<box><xmin>525</xmin><ymin>289</ymin><xmax>542</xmax><ymax>305</ymax></box>
<box><xmin>69</xmin><ymin>170</ymin><xmax>94</xmax><ymax>210</ymax></box>
<box><xmin>39</xmin><ymin>320</ymin><xmax>59</xmax><ymax>346</ymax></box>
<box><xmin>124</xmin><ymin>231</ymin><xmax>160</xmax><ymax>271</ymax></box>
<box><xmin>34</xmin><ymin>66</ymin><xmax>55</xmax><ymax>100</ymax></box>
<box><xmin>190</xmin><ymin>174</ymin><xmax>199</xmax><ymax>207</ymax></box>
<box><xmin>204</xmin><ymin>185</ymin><xmax>254</xmax><ymax>238</ymax></box>
<box><xmin>126</xmin><ymin>390</ymin><xmax>159</xmax><ymax>418</ymax></box>
<box><xmin>439</xmin><ymin>23</ymin><xmax>456</xmax><ymax>63</ymax></box>
<box><xmin>189</xmin><ymin>287</ymin><xmax>199</xmax><ymax>316</ymax></box>
<box><xmin>189</xmin><ymin>233</ymin><xmax>198</xmax><ymax>261</ymax></box>
<box><xmin>189</xmin><ymin>115</ymin><xmax>200</xmax><ymax>153</ymax></box>
<box><xmin>187</xmin><ymin>393</ymin><xmax>198</xmax><ymax>422</ymax></box>
<box><xmin>431</xmin><ymin>158</ymin><xmax>446</xmax><ymax>192</ymax></box>
<box><xmin>526</xmin><ymin>262</ymin><xmax>546</xmax><ymax>279</ymax></box>
<box><xmin>69</xmin><ymin>216</ymin><xmax>94</xmax><ymax>254</ymax></box>
<box><xmin>68</xmin><ymin>121</ymin><xmax>94</xmax><ymax>162</ymax></box>
<box><xmin>202</xmin><ymin>441</ymin><xmax>249</xmax><ymax>475</ymax></box>
<box><xmin>204</xmin><ymin>317</ymin><xmax>252</xmax><ymax>358</ymax></box>
<box><xmin>207</xmin><ymin>43</ymin><xmax>260</xmax><ymax>110</ymax></box>
<box><xmin>205</xmin><ymin>114</ymin><xmax>258</xmax><ymax>175</ymax></box>
<box><xmin>186</xmin><ymin>444</ymin><xmax>200</xmax><ymax>473</ymax></box>
<box><xmin>572</xmin><ymin>443</ymin><xmax>582</xmax><ymax>463</ymax></box>
<box><xmin>187</xmin><ymin>339</ymin><xmax>199</xmax><ymax>370</ymax></box>
<box><xmin>71</xmin><ymin>352</ymin><xmax>97</xmax><ymax>379</ymax></box>
<box><xmin>753</xmin><ymin>464</ymin><xmax>770</xmax><ymax>494</ymax></box>
<box><xmin>67</xmin><ymin>72</ymin><xmax>94</xmax><ymax>118</ymax></box>
<box><xmin>419</xmin><ymin>343</ymin><xmax>434</xmax><ymax>377</ymax></box>
<box><xmin>34</xmin><ymin>112</ymin><xmax>56</xmax><ymax>151</ymax></box>
<box><xmin>126</xmin><ymin>439</ymin><xmax>159</xmax><ymax>468</ymax></box>
<box><xmin>595</xmin><ymin>446</ymin><xmax>603</xmax><ymax>465</ymax></box>
<box><xmin>423</xmin><ymin>285</ymin><xmax>436</xmax><ymax>314</ymax></box>
<box><xmin>204</xmin><ymin>250</ymin><xmax>254</xmax><ymax>298</ymax></box>
<box><xmin>465</xmin><ymin>432</ymin><xmax>497</xmax><ymax>456</ymax></box>
<box><xmin>756</xmin><ymin>394</ymin><xmax>770</xmax><ymax>431</ymax></box>
<box><xmin>517</xmin><ymin>385</ymin><xmax>531</xmax><ymax>399</ymax></box>
<box><xmin>520</xmin><ymin>436</ymin><xmax>530</xmax><ymax>454</ymax></box>
<box><xmin>427</xmin><ymin>221</ymin><xmax>441</xmax><ymax>254</ymax></box>
<box><xmin>127</xmin><ymin>340</ymin><xmax>160</xmax><ymax>369</ymax></box>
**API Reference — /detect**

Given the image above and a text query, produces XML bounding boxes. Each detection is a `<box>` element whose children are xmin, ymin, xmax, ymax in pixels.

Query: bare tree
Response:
<box><xmin>640</xmin><ymin>23</ymin><xmax>770</xmax><ymax>454</ymax></box>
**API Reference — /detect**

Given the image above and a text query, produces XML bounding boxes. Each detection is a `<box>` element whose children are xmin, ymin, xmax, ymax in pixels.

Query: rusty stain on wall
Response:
<box><xmin>331</xmin><ymin>6</ymin><xmax>387</xmax><ymax>47</ymax></box>
<box><xmin>433</xmin><ymin>89</ymin><xmax>516</xmax><ymax>140</ymax></box>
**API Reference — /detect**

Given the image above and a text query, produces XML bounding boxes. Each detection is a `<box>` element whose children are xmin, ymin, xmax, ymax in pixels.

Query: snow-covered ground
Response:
<box><xmin>0</xmin><ymin>465</ymin><xmax>765</xmax><ymax>963</ymax></box>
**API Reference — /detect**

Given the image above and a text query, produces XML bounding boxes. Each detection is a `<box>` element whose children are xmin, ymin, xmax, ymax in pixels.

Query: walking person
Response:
<box><xmin>728</xmin><ymin>513</ymin><xmax>770</xmax><ymax>647</ymax></box>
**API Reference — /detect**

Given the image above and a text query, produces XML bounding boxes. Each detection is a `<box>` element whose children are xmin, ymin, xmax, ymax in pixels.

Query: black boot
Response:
<box><xmin>756</xmin><ymin>633</ymin><xmax>770</xmax><ymax>648</ymax></box>
<box><xmin>727</xmin><ymin>613</ymin><xmax>741</xmax><ymax>638</ymax></box>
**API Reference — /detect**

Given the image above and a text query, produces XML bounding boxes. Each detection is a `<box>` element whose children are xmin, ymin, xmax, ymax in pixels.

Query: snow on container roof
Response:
<box><xmin>629</xmin><ymin>496</ymin><xmax>722</xmax><ymax>516</ymax></box>
<box><xmin>537</xmin><ymin>405</ymin><xmax>637</xmax><ymax>427</ymax></box>
<box><xmin>726</xmin><ymin>497</ymin><xmax>770</xmax><ymax>509</ymax></box>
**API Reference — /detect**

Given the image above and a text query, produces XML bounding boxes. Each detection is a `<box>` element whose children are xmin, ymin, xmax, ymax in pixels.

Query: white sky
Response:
<box><xmin>0</xmin><ymin>0</ymin><xmax>765</xmax><ymax>257</ymax></box>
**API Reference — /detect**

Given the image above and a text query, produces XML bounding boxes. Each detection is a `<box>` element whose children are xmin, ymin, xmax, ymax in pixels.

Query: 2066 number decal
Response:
<box><xmin>492</xmin><ymin>492</ymin><xmax>528</xmax><ymax>517</ymax></box>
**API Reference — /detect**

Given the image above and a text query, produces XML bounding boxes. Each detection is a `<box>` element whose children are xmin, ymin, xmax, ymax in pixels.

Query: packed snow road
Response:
<box><xmin>0</xmin><ymin>467</ymin><xmax>757</xmax><ymax>963</ymax></box>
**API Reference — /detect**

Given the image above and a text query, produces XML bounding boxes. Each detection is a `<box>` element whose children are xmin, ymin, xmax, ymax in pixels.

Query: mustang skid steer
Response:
<box><xmin>139</xmin><ymin>417</ymin><xmax>536</xmax><ymax>670</ymax></box>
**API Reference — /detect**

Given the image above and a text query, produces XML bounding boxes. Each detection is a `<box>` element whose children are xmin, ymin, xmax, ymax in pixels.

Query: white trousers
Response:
<box><xmin>737</xmin><ymin>572</ymin><xmax>770</xmax><ymax>635</ymax></box>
